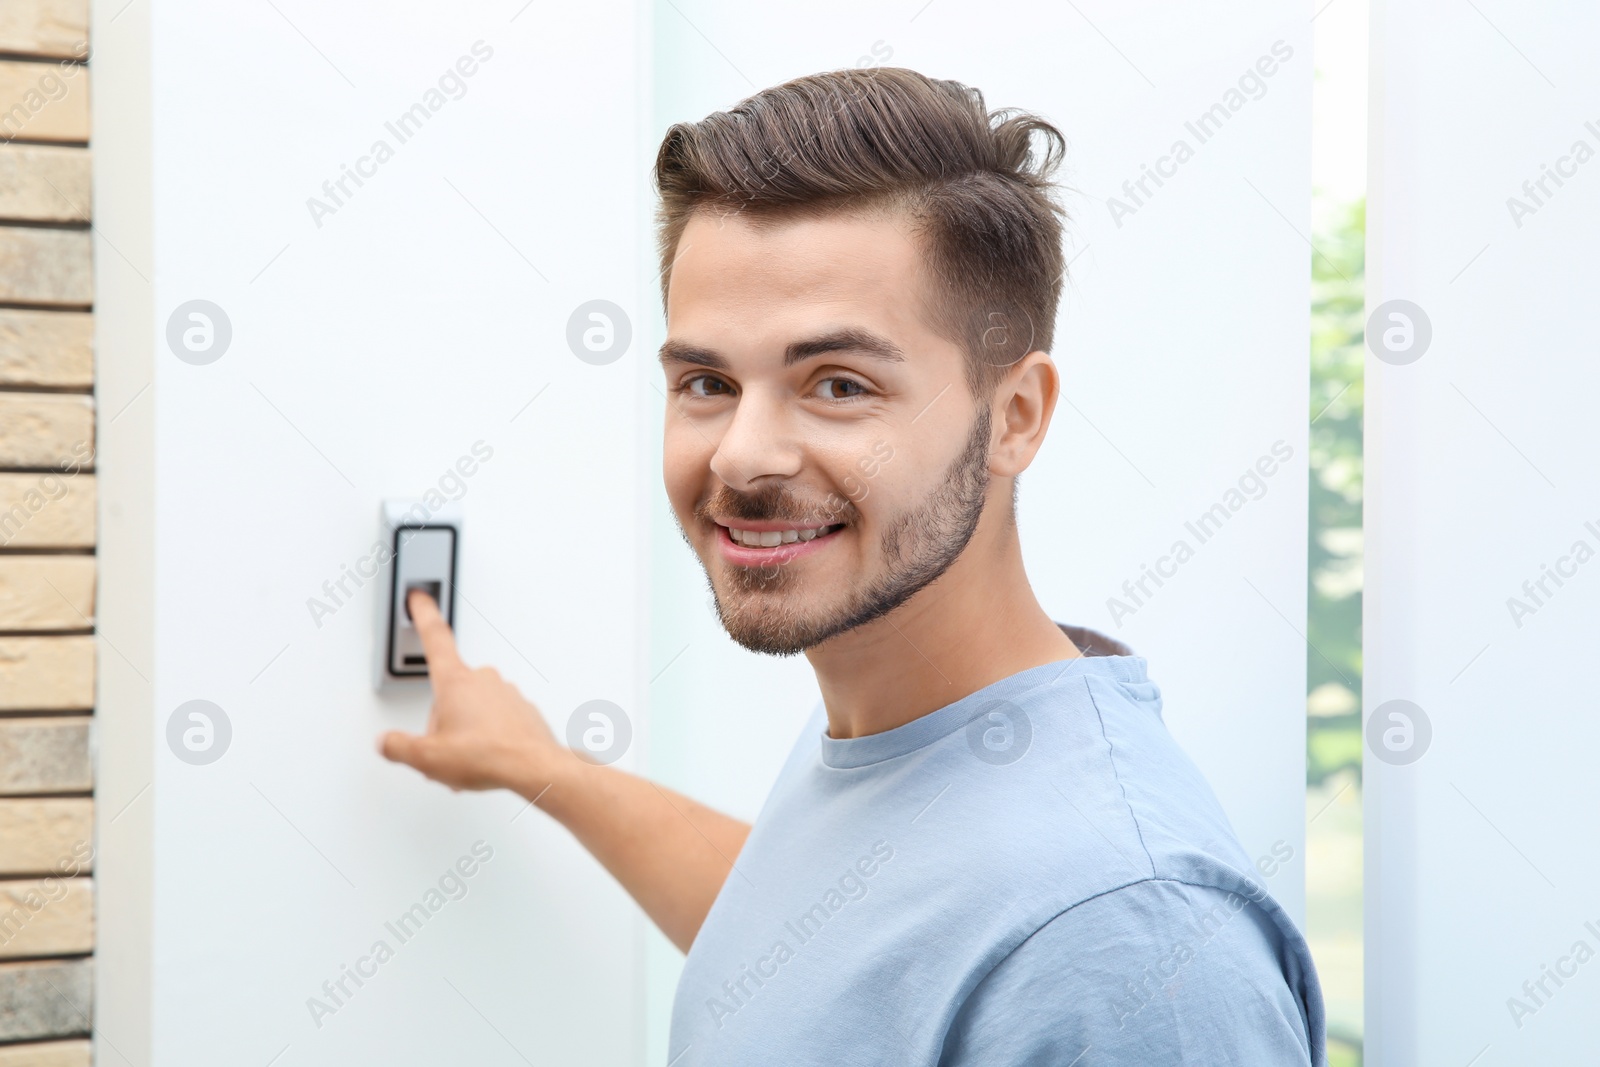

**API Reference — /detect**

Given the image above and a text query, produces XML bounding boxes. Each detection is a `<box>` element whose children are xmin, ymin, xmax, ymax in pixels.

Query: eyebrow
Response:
<box><xmin>657</xmin><ymin>327</ymin><xmax>906</xmax><ymax>371</ymax></box>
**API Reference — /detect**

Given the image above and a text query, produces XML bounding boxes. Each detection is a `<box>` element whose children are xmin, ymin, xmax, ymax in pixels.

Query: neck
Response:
<box><xmin>805</xmin><ymin>516</ymin><xmax>1080</xmax><ymax>739</ymax></box>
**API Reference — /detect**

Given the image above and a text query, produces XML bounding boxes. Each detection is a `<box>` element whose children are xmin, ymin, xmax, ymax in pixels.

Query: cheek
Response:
<box><xmin>837</xmin><ymin>465</ymin><xmax>873</xmax><ymax>505</ymax></box>
<box><xmin>817</xmin><ymin>436</ymin><xmax>906</xmax><ymax>509</ymax></box>
<box><xmin>845</xmin><ymin>437</ymin><xmax>951</xmax><ymax>527</ymax></box>
<box><xmin>663</xmin><ymin>421</ymin><xmax>712</xmax><ymax>510</ymax></box>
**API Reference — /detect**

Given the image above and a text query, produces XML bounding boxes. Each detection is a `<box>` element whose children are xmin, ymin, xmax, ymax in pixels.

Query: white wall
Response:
<box><xmin>99</xmin><ymin>1</ymin><xmax>651</xmax><ymax>1063</ymax></box>
<box><xmin>1366</xmin><ymin>1</ymin><xmax>1600</xmax><ymax>1062</ymax></box>
<box><xmin>644</xmin><ymin>0</ymin><xmax>1313</xmax><ymax>1058</ymax></box>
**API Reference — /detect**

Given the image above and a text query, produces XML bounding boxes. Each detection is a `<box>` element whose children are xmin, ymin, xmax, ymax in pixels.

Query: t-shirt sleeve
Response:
<box><xmin>938</xmin><ymin>879</ymin><xmax>1319</xmax><ymax>1067</ymax></box>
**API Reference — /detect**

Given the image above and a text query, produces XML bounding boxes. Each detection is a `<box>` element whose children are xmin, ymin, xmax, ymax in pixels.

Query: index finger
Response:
<box><xmin>407</xmin><ymin>588</ymin><xmax>465</xmax><ymax>676</ymax></box>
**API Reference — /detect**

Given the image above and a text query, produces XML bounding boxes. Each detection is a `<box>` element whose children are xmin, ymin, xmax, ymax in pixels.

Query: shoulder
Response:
<box><xmin>939</xmin><ymin>878</ymin><xmax>1324</xmax><ymax>1066</ymax></box>
<box><xmin>1057</xmin><ymin>660</ymin><xmax>1263</xmax><ymax>885</ymax></box>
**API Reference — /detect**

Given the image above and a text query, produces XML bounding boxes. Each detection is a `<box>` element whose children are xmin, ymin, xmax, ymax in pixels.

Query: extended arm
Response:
<box><xmin>379</xmin><ymin>590</ymin><xmax>748</xmax><ymax>952</ymax></box>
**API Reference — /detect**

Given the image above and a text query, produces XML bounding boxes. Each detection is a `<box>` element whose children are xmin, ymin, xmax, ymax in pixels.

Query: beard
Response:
<box><xmin>686</xmin><ymin>405</ymin><xmax>993</xmax><ymax>656</ymax></box>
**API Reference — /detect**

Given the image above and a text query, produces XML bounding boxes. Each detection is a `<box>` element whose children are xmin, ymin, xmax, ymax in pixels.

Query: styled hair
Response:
<box><xmin>652</xmin><ymin>67</ymin><xmax>1069</xmax><ymax>397</ymax></box>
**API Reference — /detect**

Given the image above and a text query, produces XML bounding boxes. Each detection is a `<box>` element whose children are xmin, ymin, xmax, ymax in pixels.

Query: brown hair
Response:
<box><xmin>652</xmin><ymin>67</ymin><xmax>1069</xmax><ymax>397</ymax></box>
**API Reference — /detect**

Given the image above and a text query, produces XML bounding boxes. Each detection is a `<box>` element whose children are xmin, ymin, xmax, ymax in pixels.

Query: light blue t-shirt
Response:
<box><xmin>668</xmin><ymin>646</ymin><xmax>1325</xmax><ymax>1066</ymax></box>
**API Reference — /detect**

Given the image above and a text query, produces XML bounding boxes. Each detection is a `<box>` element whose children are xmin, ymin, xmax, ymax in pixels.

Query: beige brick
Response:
<box><xmin>0</xmin><ymin>62</ymin><xmax>89</xmax><ymax>145</ymax></box>
<box><xmin>0</xmin><ymin>800</ymin><xmax>91</xmax><ymax>877</ymax></box>
<box><xmin>0</xmin><ymin>958</ymin><xmax>90</xmax><ymax>1041</ymax></box>
<box><xmin>0</xmin><ymin>146</ymin><xmax>88</xmax><ymax>223</ymax></box>
<box><xmin>0</xmin><ymin>557</ymin><xmax>93</xmax><ymax>631</ymax></box>
<box><xmin>0</xmin><ymin>394</ymin><xmax>91</xmax><ymax>468</ymax></box>
<box><xmin>0</xmin><ymin>473</ymin><xmax>94</xmax><ymax>549</ymax></box>
<box><xmin>0</xmin><ymin>228</ymin><xmax>90</xmax><ymax>307</ymax></box>
<box><xmin>0</xmin><ymin>310</ymin><xmax>91</xmax><ymax>388</ymax></box>
<box><xmin>0</xmin><ymin>1040</ymin><xmax>91</xmax><ymax>1067</ymax></box>
<box><xmin>0</xmin><ymin>878</ymin><xmax>92</xmax><ymax>959</ymax></box>
<box><xmin>0</xmin><ymin>1</ymin><xmax>88</xmax><ymax>61</ymax></box>
<box><xmin>0</xmin><ymin>719</ymin><xmax>90</xmax><ymax>794</ymax></box>
<box><xmin>0</xmin><ymin>637</ymin><xmax>94</xmax><ymax>711</ymax></box>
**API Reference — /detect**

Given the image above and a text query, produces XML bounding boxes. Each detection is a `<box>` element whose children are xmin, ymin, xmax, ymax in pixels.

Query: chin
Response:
<box><xmin>710</xmin><ymin>586</ymin><xmax>838</xmax><ymax>658</ymax></box>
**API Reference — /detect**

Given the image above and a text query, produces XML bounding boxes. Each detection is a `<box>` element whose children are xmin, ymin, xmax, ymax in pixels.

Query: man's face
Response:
<box><xmin>661</xmin><ymin>207</ymin><xmax>997</xmax><ymax>655</ymax></box>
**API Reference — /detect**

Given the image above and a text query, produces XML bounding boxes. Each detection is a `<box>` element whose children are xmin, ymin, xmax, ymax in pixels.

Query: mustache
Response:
<box><xmin>694</xmin><ymin>483</ymin><xmax>861</xmax><ymax>526</ymax></box>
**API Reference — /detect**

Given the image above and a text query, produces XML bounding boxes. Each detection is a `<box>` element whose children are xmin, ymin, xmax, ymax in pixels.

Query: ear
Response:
<box><xmin>988</xmin><ymin>350</ymin><xmax>1059</xmax><ymax>478</ymax></box>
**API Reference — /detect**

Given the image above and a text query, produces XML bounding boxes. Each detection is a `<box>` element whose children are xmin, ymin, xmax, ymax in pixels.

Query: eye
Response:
<box><xmin>678</xmin><ymin>374</ymin><xmax>734</xmax><ymax>398</ymax></box>
<box><xmin>811</xmin><ymin>377</ymin><xmax>869</xmax><ymax>401</ymax></box>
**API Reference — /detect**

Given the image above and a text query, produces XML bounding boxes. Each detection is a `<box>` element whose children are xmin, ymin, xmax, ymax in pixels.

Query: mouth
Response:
<box><xmin>713</xmin><ymin>520</ymin><xmax>847</xmax><ymax>566</ymax></box>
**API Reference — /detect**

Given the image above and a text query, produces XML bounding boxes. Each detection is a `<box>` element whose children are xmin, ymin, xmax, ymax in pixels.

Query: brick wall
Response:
<box><xmin>0</xmin><ymin>1</ymin><xmax>96</xmax><ymax>1062</ymax></box>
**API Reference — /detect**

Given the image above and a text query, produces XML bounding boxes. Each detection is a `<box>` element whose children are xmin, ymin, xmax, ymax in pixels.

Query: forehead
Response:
<box><xmin>665</xmin><ymin>207</ymin><xmax>935</xmax><ymax>338</ymax></box>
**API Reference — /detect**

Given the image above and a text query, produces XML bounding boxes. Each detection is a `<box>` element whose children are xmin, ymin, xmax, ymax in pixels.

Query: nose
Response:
<box><xmin>708</xmin><ymin>388</ymin><xmax>803</xmax><ymax>492</ymax></box>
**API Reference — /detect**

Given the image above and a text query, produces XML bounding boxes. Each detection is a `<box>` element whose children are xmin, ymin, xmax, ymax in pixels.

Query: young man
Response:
<box><xmin>380</xmin><ymin>67</ymin><xmax>1324</xmax><ymax>1065</ymax></box>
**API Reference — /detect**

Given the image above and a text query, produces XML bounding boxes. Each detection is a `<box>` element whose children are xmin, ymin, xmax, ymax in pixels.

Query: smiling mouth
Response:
<box><xmin>721</xmin><ymin>523</ymin><xmax>845</xmax><ymax>548</ymax></box>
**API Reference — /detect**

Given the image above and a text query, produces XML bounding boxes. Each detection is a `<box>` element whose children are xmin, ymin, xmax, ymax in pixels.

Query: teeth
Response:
<box><xmin>728</xmin><ymin>524</ymin><xmax>839</xmax><ymax>547</ymax></box>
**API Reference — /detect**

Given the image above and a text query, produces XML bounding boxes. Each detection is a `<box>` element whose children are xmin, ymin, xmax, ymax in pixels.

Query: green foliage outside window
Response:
<box><xmin>1308</xmin><ymin>199</ymin><xmax>1365</xmax><ymax>789</ymax></box>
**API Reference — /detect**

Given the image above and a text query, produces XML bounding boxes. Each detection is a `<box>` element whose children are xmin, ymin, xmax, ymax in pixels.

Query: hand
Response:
<box><xmin>378</xmin><ymin>589</ymin><xmax>561</xmax><ymax>793</ymax></box>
